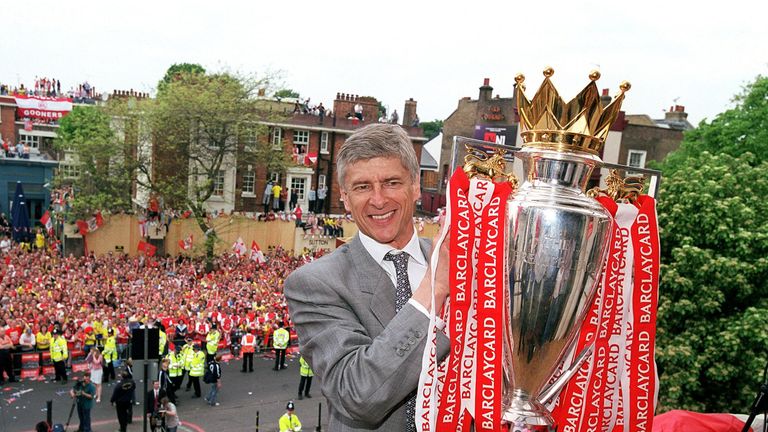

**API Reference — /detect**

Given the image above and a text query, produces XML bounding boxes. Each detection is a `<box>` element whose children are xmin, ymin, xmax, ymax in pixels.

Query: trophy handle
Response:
<box><xmin>539</xmin><ymin>344</ymin><xmax>594</xmax><ymax>405</ymax></box>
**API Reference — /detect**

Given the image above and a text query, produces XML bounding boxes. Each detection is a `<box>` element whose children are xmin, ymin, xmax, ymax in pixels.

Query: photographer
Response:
<box><xmin>69</xmin><ymin>373</ymin><xmax>96</xmax><ymax>432</ymax></box>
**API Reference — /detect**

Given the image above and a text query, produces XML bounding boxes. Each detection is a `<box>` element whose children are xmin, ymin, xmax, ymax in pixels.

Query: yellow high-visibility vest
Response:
<box><xmin>273</xmin><ymin>328</ymin><xmax>290</xmax><ymax>349</ymax></box>
<box><xmin>299</xmin><ymin>356</ymin><xmax>314</xmax><ymax>377</ymax></box>
<box><xmin>206</xmin><ymin>330</ymin><xmax>220</xmax><ymax>355</ymax></box>
<box><xmin>50</xmin><ymin>337</ymin><xmax>68</xmax><ymax>362</ymax></box>
<box><xmin>103</xmin><ymin>336</ymin><xmax>118</xmax><ymax>363</ymax></box>
<box><xmin>189</xmin><ymin>351</ymin><xmax>206</xmax><ymax>377</ymax></box>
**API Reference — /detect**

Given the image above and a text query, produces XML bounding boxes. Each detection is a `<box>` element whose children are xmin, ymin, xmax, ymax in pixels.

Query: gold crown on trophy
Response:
<box><xmin>515</xmin><ymin>67</ymin><xmax>630</xmax><ymax>154</ymax></box>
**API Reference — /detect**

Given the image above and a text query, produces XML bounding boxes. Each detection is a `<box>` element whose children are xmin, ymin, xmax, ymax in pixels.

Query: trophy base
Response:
<box><xmin>502</xmin><ymin>390</ymin><xmax>557</xmax><ymax>432</ymax></box>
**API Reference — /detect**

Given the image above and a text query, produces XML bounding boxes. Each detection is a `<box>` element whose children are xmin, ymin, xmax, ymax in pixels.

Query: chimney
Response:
<box><xmin>665</xmin><ymin>105</ymin><xmax>688</xmax><ymax>123</ymax></box>
<box><xmin>403</xmin><ymin>98</ymin><xmax>418</xmax><ymax>127</ymax></box>
<box><xmin>600</xmin><ymin>88</ymin><xmax>612</xmax><ymax>106</ymax></box>
<box><xmin>479</xmin><ymin>78</ymin><xmax>493</xmax><ymax>101</ymax></box>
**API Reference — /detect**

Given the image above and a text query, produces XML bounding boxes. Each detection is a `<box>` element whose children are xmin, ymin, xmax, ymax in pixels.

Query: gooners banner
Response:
<box><xmin>14</xmin><ymin>95</ymin><xmax>73</xmax><ymax>120</ymax></box>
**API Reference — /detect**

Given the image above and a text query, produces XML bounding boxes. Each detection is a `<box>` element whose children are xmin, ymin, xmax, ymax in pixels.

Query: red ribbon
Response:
<box><xmin>474</xmin><ymin>181</ymin><xmax>511</xmax><ymax>432</ymax></box>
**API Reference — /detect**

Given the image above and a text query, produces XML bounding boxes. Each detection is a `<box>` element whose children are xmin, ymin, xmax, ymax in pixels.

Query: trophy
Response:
<box><xmin>449</xmin><ymin>67</ymin><xmax>637</xmax><ymax>430</ymax></box>
<box><xmin>499</xmin><ymin>68</ymin><xmax>630</xmax><ymax>429</ymax></box>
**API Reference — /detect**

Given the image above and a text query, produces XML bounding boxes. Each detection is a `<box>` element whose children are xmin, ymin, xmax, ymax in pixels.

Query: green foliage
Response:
<box><xmin>655</xmin><ymin>75</ymin><xmax>768</xmax><ymax>413</ymax></box>
<box><xmin>663</xmin><ymin>75</ymin><xmax>768</xmax><ymax>171</ymax></box>
<box><xmin>157</xmin><ymin>63</ymin><xmax>206</xmax><ymax>94</ymax></box>
<box><xmin>147</xmin><ymin>69</ymin><xmax>290</xmax><ymax>268</ymax></box>
<box><xmin>420</xmin><ymin>119</ymin><xmax>443</xmax><ymax>139</ymax></box>
<box><xmin>274</xmin><ymin>88</ymin><xmax>300</xmax><ymax>99</ymax></box>
<box><xmin>54</xmin><ymin>106</ymin><xmax>133</xmax><ymax>219</ymax></box>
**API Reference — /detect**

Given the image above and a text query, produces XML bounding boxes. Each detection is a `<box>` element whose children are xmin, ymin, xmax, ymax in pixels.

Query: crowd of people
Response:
<box><xmin>0</xmin><ymin>237</ymin><xmax>326</xmax><ymax>379</ymax></box>
<box><xmin>0</xmin><ymin>77</ymin><xmax>100</xmax><ymax>102</ymax></box>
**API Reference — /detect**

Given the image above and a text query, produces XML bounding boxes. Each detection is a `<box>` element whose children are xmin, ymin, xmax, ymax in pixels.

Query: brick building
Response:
<box><xmin>0</xmin><ymin>95</ymin><xmax>60</xmax><ymax>221</ymax></box>
<box><xmin>235</xmin><ymin>93</ymin><xmax>426</xmax><ymax>216</ymax></box>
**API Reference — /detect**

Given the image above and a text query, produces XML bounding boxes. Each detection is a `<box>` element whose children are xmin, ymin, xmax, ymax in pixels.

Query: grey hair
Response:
<box><xmin>336</xmin><ymin>123</ymin><xmax>419</xmax><ymax>187</ymax></box>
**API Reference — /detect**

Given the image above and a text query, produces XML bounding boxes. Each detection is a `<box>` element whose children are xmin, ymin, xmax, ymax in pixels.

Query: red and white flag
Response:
<box><xmin>76</xmin><ymin>211</ymin><xmax>104</xmax><ymax>235</ymax></box>
<box><xmin>304</xmin><ymin>152</ymin><xmax>318</xmax><ymax>166</ymax></box>
<box><xmin>250</xmin><ymin>241</ymin><xmax>266</xmax><ymax>263</ymax></box>
<box><xmin>137</xmin><ymin>240</ymin><xmax>157</xmax><ymax>257</ymax></box>
<box><xmin>178</xmin><ymin>234</ymin><xmax>193</xmax><ymax>251</ymax></box>
<box><xmin>40</xmin><ymin>211</ymin><xmax>54</xmax><ymax>237</ymax></box>
<box><xmin>232</xmin><ymin>237</ymin><xmax>247</xmax><ymax>257</ymax></box>
<box><xmin>14</xmin><ymin>95</ymin><xmax>73</xmax><ymax>120</ymax></box>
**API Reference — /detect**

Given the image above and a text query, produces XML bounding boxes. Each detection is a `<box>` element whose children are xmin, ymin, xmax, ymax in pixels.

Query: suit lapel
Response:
<box><xmin>347</xmin><ymin>236</ymin><xmax>396</xmax><ymax>327</ymax></box>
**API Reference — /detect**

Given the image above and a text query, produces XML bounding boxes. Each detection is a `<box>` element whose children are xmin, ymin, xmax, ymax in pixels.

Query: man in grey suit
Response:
<box><xmin>285</xmin><ymin>123</ymin><xmax>450</xmax><ymax>431</ymax></box>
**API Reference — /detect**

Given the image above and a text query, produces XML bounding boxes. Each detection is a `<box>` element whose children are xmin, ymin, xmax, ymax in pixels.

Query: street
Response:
<box><xmin>0</xmin><ymin>351</ymin><xmax>327</xmax><ymax>432</ymax></box>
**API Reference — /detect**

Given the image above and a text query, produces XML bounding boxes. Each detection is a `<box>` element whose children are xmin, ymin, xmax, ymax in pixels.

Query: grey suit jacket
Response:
<box><xmin>284</xmin><ymin>235</ymin><xmax>450</xmax><ymax>431</ymax></box>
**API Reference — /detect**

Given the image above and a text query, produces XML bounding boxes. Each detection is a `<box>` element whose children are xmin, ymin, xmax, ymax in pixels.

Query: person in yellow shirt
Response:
<box><xmin>36</xmin><ymin>327</ymin><xmax>52</xmax><ymax>352</ymax></box>
<box><xmin>34</xmin><ymin>229</ymin><xmax>45</xmax><ymax>249</ymax></box>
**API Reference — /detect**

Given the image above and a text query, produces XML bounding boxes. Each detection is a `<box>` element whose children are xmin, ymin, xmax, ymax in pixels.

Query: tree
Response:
<box><xmin>157</xmin><ymin>63</ymin><xmax>206</xmax><ymax>94</ymax></box>
<box><xmin>655</xmin><ymin>76</ymin><xmax>768</xmax><ymax>413</ymax></box>
<box><xmin>54</xmin><ymin>105</ymin><xmax>134</xmax><ymax>220</ymax></box>
<box><xmin>147</xmin><ymin>69</ymin><xmax>291</xmax><ymax>269</ymax></box>
<box><xmin>274</xmin><ymin>88</ymin><xmax>300</xmax><ymax>99</ymax></box>
<box><xmin>661</xmin><ymin>75</ymin><xmax>768</xmax><ymax>170</ymax></box>
<box><xmin>420</xmin><ymin>119</ymin><xmax>443</xmax><ymax>140</ymax></box>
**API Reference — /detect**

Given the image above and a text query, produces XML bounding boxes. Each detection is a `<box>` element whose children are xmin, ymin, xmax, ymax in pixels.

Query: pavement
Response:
<box><xmin>0</xmin><ymin>351</ymin><xmax>328</xmax><ymax>432</ymax></box>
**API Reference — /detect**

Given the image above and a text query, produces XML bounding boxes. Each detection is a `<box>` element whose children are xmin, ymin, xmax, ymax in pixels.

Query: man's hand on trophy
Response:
<box><xmin>413</xmin><ymin>215</ymin><xmax>451</xmax><ymax>313</ymax></box>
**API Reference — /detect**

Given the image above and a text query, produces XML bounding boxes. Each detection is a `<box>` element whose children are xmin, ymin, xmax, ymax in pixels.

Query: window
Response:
<box><xmin>59</xmin><ymin>164</ymin><xmax>81</xmax><ymax>179</ymax></box>
<box><xmin>269</xmin><ymin>172</ymin><xmax>280</xmax><ymax>183</ymax></box>
<box><xmin>213</xmin><ymin>170</ymin><xmax>225</xmax><ymax>196</ymax></box>
<box><xmin>320</xmin><ymin>132</ymin><xmax>329</xmax><ymax>154</ymax></box>
<box><xmin>627</xmin><ymin>150</ymin><xmax>647</xmax><ymax>170</ymax></box>
<box><xmin>271</xmin><ymin>127</ymin><xmax>283</xmax><ymax>149</ymax></box>
<box><xmin>18</xmin><ymin>133</ymin><xmax>41</xmax><ymax>150</ymax></box>
<box><xmin>293</xmin><ymin>130</ymin><xmax>309</xmax><ymax>145</ymax></box>
<box><xmin>242</xmin><ymin>170</ymin><xmax>255</xmax><ymax>195</ymax></box>
<box><xmin>318</xmin><ymin>174</ymin><xmax>326</xmax><ymax>190</ymax></box>
<box><xmin>290</xmin><ymin>177</ymin><xmax>307</xmax><ymax>201</ymax></box>
<box><xmin>422</xmin><ymin>171</ymin><xmax>439</xmax><ymax>190</ymax></box>
<box><xmin>244</xmin><ymin>127</ymin><xmax>258</xmax><ymax>147</ymax></box>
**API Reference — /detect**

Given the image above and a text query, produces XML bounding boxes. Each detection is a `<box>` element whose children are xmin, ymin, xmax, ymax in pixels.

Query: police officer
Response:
<box><xmin>297</xmin><ymin>355</ymin><xmax>313</xmax><ymax>400</ymax></box>
<box><xmin>272</xmin><ymin>322</ymin><xmax>290</xmax><ymax>371</ymax></box>
<box><xmin>279</xmin><ymin>401</ymin><xmax>302</xmax><ymax>432</ymax></box>
<box><xmin>205</xmin><ymin>323</ymin><xmax>220</xmax><ymax>363</ymax></box>
<box><xmin>167</xmin><ymin>345</ymin><xmax>184</xmax><ymax>403</ymax></box>
<box><xmin>102</xmin><ymin>328</ymin><xmax>118</xmax><ymax>383</ymax></box>
<box><xmin>188</xmin><ymin>344</ymin><xmax>205</xmax><ymax>398</ymax></box>
<box><xmin>50</xmin><ymin>328</ymin><xmax>68</xmax><ymax>383</ymax></box>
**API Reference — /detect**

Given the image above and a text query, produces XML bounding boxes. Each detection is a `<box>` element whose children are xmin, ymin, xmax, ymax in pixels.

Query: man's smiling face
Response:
<box><xmin>340</xmin><ymin>156</ymin><xmax>420</xmax><ymax>250</ymax></box>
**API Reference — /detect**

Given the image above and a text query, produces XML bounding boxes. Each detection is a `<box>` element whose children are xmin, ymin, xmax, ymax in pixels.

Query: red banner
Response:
<box><xmin>14</xmin><ymin>95</ymin><xmax>72</xmax><ymax>120</ymax></box>
<box><xmin>437</xmin><ymin>169</ymin><xmax>475</xmax><ymax>431</ymax></box>
<box><xmin>474</xmin><ymin>181</ymin><xmax>511</xmax><ymax>432</ymax></box>
<box><xmin>626</xmin><ymin>196</ymin><xmax>660</xmax><ymax>432</ymax></box>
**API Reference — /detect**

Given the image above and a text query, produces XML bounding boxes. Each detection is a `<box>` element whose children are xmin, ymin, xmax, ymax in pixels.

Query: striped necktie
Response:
<box><xmin>384</xmin><ymin>250</ymin><xmax>417</xmax><ymax>432</ymax></box>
